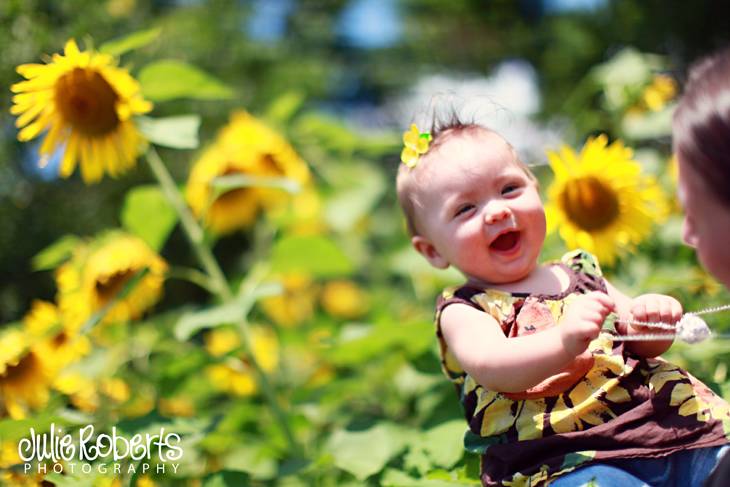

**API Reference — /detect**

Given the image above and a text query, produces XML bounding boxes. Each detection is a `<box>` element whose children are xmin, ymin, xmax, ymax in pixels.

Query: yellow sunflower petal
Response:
<box><xmin>185</xmin><ymin>110</ymin><xmax>310</xmax><ymax>234</ymax></box>
<box><xmin>10</xmin><ymin>38</ymin><xmax>151</xmax><ymax>183</ymax></box>
<box><xmin>545</xmin><ymin>135</ymin><xmax>668</xmax><ymax>263</ymax></box>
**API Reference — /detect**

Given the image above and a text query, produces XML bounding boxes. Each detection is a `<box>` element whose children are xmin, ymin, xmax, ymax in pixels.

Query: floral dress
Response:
<box><xmin>434</xmin><ymin>250</ymin><xmax>730</xmax><ymax>486</ymax></box>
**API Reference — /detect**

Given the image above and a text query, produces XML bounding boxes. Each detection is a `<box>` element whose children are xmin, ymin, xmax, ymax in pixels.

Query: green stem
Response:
<box><xmin>145</xmin><ymin>147</ymin><xmax>229</xmax><ymax>299</ymax></box>
<box><xmin>167</xmin><ymin>266</ymin><xmax>218</xmax><ymax>294</ymax></box>
<box><xmin>144</xmin><ymin>146</ymin><xmax>299</xmax><ymax>452</ymax></box>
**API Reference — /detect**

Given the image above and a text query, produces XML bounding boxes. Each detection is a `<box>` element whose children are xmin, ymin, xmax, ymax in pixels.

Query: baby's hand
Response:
<box><xmin>560</xmin><ymin>291</ymin><xmax>615</xmax><ymax>356</ymax></box>
<box><xmin>630</xmin><ymin>294</ymin><xmax>682</xmax><ymax>333</ymax></box>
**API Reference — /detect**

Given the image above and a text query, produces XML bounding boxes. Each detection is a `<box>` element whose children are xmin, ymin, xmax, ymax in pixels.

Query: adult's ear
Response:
<box><xmin>412</xmin><ymin>236</ymin><xmax>449</xmax><ymax>269</ymax></box>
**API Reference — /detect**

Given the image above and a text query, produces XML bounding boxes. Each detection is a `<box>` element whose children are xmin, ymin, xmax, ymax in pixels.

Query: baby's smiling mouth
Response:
<box><xmin>490</xmin><ymin>230</ymin><xmax>521</xmax><ymax>252</ymax></box>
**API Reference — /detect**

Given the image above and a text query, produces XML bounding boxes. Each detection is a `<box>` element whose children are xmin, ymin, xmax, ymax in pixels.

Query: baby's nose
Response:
<box><xmin>484</xmin><ymin>204</ymin><xmax>511</xmax><ymax>225</ymax></box>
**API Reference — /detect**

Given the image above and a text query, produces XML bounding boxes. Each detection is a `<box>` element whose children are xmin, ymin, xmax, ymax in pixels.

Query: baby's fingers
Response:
<box><xmin>585</xmin><ymin>291</ymin><xmax>615</xmax><ymax>311</ymax></box>
<box><xmin>631</xmin><ymin>300</ymin><xmax>653</xmax><ymax>323</ymax></box>
<box><xmin>643</xmin><ymin>300</ymin><xmax>663</xmax><ymax>324</ymax></box>
<box><xmin>632</xmin><ymin>297</ymin><xmax>682</xmax><ymax>325</ymax></box>
<box><xmin>669</xmin><ymin>299</ymin><xmax>683</xmax><ymax>324</ymax></box>
<box><xmin>658</xmin><ymin>299</ymin><xmax>675</xmax><ymax>325</ymax></box>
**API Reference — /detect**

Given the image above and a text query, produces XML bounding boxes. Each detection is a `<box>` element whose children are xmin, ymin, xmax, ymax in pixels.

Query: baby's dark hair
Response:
<box><xmin>673</xmin><ymin>46</ymin><xmax>730</xmax><ymax>208</ymax></box>
<box><xmin>396</xmin><ymin>110</ymin><xmax>536</xmax><ymax>237</ymax></box>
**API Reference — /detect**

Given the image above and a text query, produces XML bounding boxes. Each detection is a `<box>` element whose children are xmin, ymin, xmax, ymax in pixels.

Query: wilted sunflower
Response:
<box><xmin>186</xmin><ymin>110</ymin><xmax>311</xmax><ymax>234</ymax></box>
<box><xmin>10</xmin><ymin>39</ymin><xmax>152</xmax><ymax>183</ymax></box>
<box><xmin>545</xmin><ymin>135</ymin><xmax>669</xmax><ymax>264</ymax></box>
<box><xmin>0</xmin><ymin>328</ymin><xmax>55</xmax><ymax>419</ymax></box>
<box><xmin>23</xmin><ymin>300</ymin><xmax>90</xmax><ymax>368</ymax></box>
<box><xmin>56</xmin><ymin>232</ymin><xmax>168</xmax><ymax>326</ymax></box>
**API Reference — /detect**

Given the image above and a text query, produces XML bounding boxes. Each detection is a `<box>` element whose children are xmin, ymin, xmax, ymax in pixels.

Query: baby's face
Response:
<box><xmin>411</xmin><ymin>131</ymin><xmax>545</xmax><ymax>285</ymax></box>
<box><xmin>678</xmin><ymin>155</ymin><xmax>730</xmax><ymax>288</ymax></box>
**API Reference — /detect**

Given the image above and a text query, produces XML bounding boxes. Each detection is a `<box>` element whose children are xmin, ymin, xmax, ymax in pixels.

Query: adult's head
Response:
<box><xmin>673</xmin><ymin>46</ymin><xmax>730</xmax><ymax>288</ymax></box>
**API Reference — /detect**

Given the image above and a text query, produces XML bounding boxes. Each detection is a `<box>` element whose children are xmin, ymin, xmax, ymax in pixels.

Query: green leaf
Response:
<box><xmin>422</xmin><ymin>420</ymin><xmax>467</xmax><ymax>469</ymax></box>
<box><xmin>265</xmin><ymin>91</ymin><xmax>305</xmax><ymax>124</ymax></box>
<box><xmin>137</xmin><ymin>115</ymin><xmax>200</xmax><ymax>149</ymax></box>
<box><xmin>404</xmin><ymin>447</ymin><xmax>434</xmax><ymax>476</ymax></box>
<box><xmin>326</xmin><ymin>423</ymin><xmax>409</xmax><ymax>480</ymax></box>
<box><xmin>174</xmin><ymin>302</ymin><xmax>245</xmax><ymax>341</ymax></box>
<box><xmin>381</xmin><ymin>469</ymin><xmax>472</xmax><ymax>486</ymax></box>
<box><xmin>31</xmin><ymin>235</ymin><xmax>82</xmax><ymax>271</ymax></box>
<box><xmin>220</xmin><ymin>444</ymin><xmax>277</xmax><ymax>479</ymax></box>
<box><xmin>621</xmin><ymin>104</ymin><xmax>675</xmax><ymax>140</ymax></box>
<box><xmin>325</xmin><ymin>163</ymin><xmax>386</xmax><ymax>232</ymax></box>
<box><xmin>463</xmin><ymin>429</ymin><xmax>502</xmax><ymax>455</ymax></box>
<box><xmin>293</xmin><ymin>113</ymin><xmax>359</xmax><ymax>154</ymax></box>
<box><xmin>211</xmin><ymin>174</ymin><xmax>301</xmax><ymax>195</ymax></box>
<box><xmin>0</xmin><ymin>415</ymin><xmax>73</xmax><ymax>442</ymax></box>
<box><xmin>99</xmin><ymin>27</ymin><xmax>161</xmax><ymax>57</ymax></box>
<box><xmin>174</xmin><ymin>283</ymin><xmax>280</xmax><ymax>340</ymax></box>
<box><xmin>591</xmin><ymin>48</ymin><xmax>665</xmax><ymax>110</ymax></box>
<box><xmin>43</xmin><ymin>473</ymin><xmax>96</xmax><ymax>487</ymax></box>
<box><xmin>138</xmin><ymin>59</ymin><xmax>234</xmax><ymax>102</ymax></box>
<box><xmin>203</xmin><ymin>471</ymin><xmax>252</xmax><ymax>487</ymax></box>
<box><xmin>270</xmin><ymin>235</ymin><xmax>353</xmax><ymax>277</ymax></box>
<box><xmin>121</xmin><ymin>185</ymin><xmax>178</xmax><ymax>251</ymax></box>
<box><xmin>327</xmin><ymin>321</ymin><xmax>433</xmax><ymax>365</ymax></box>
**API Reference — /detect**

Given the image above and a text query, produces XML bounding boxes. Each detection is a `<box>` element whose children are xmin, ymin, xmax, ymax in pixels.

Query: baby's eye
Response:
<box><xmin>501</xmin><ymin>183</ymin><xmax>521</xmax><ymax>195</ymax></box>
<box><xmin>454</xmin><ymin>204</ymin><xmax>475</xmax><ymax>218</ymax></box>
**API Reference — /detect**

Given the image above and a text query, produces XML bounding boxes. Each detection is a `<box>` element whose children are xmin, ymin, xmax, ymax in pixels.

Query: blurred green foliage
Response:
<box><xmin>2</xmin><ymin>1</ymin><xmax>730</xmax><ymax>486</ymax></box>
<box><xmin>2</xmin><ymin>0</ymin><xmax>730</xmax><ymax>320</ymax></box>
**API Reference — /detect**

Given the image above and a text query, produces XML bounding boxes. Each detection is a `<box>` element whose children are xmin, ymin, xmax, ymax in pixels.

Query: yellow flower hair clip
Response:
<box><xmin>400</xmin><ymin>124</ymin><xmax>432</xmax><ymax>169</ymax></box>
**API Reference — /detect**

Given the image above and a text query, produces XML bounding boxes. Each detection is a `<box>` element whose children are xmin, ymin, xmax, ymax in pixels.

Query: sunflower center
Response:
<box><xmin>560</xmin><ymin>176</ymin><xmax>620</xmax><ymax>231</ymax></box>
<box><xmin>52</xmin><ymin>332</ymin><xmax>69</xmax><ymax>348</ymax></box>
<box><xmin>258</xmin><ymin>153</ymin><xmax>284</xmax><ymax>176</ymax></box>
<box><xmin>2</xmin><ymin>353</ymin><xmax>39</xmax><ymax>383</ymax></box>
<box><xmin>55</xmin><ymin>68</ymin><xmax>120</xmax><ymax>135</ymax></box>
<box><xmin>95</xmin><ymin>269</ymin><xmax>135</xmax><ymax>305</ymax></box>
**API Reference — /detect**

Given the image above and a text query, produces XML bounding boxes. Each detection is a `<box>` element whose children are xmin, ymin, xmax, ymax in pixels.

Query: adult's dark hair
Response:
<box><xmin>673</xmin><ymin>46</ymin><xmax>730</xmax><ymax>207</ymax></box>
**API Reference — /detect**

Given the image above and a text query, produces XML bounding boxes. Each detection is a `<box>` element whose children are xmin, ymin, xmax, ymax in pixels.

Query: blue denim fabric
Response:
<box><xmin>549</xmin><ymin>445</ymin><xmax>729</xmax><ymax>487</ymax></box>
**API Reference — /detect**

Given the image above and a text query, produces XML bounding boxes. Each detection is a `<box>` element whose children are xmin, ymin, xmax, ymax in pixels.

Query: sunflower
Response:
<box><xmin>54</xmin><ymin>372</ymin><xmax>98</xmax><ymax>413</ymax></box>
<box><xmin>637</xmin><ymin>74</ymin><xmax>677</xmax><ymax>113</ymax></box>
<box><xmin>159</xmin><ymin>396</ymin><xmax>196</xmax><ymax>417</ymax></box>
<box><xmin>0</xmin><ymin>439</ymin><xmax>21</xmax><ymax>468</ymax></box>
<box><xmin>320</xmin><ymin>280</ymin><xmax>369</xmax><ymax>319</ymax></box>
<box><xmin>56</xmin><ymin>232</ymin><xmax>168</xmax><ymax>326</ymax></box>
<box><xmin>206</xmin><ymin>326</ymin><xmax>278</xmax><ymax>396</ymax></box>
<box><xmin>100</xmin><ymin>377</ymin><xmax>131</xmax><ymax>403</ymax></box>
<box><xmin>204</xmin><ymin>326</ymin><xmax>240</xmax><ymax>357</ymax></box>
<box><xmin>545</xmin><ymin>135</ymin><xmax>669</xmax><ymax>264</ymax></box>
<box><xmin>186</xmin><ymin>110</ymin><xmax>311</xmax><ymax>234</ymax></box>
<box><xmin>10</xmin><ymin>39</ymin><xmax>152</xmax><ymax>183</ymax></box>
<box><xmin>0</xmin><ymin>328</ymin><xmax>55</xmax><ymax>419</ymax></box>
<box><xmin>0</xmin><ymin>471</ymin><xmax>49</xmax><ymax>487</ymax></box>
<box><xmin>23</xmin><ymin>300</ymin><xmax>90</xmax><ymax>368</ymax></box>
<box><xmin>259</xmin><ymin>272</ymin><xmax>318</xmax><ymax>327</ymax></box>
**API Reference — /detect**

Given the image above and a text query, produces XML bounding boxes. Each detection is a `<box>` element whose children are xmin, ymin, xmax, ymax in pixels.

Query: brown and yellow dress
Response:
<box><xmin>434</xmin><ymin>250</ymin><xmax>730</xmax><ymax>486</ymax></box>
